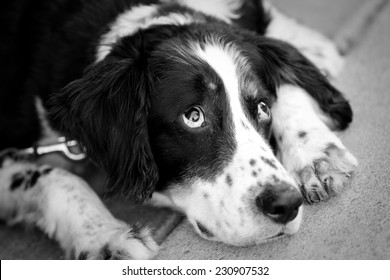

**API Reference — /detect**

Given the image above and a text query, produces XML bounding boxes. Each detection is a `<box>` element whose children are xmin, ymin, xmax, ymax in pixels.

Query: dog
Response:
<box><xmin>0</xmin><ymin>0</ymin><xmax>358</xmax><ymax>259</ymax></box>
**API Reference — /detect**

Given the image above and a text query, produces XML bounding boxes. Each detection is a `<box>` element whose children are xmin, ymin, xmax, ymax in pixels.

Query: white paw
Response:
<box><xmin>273</xmin><ymin>86</ymin><xmax>358</xmax><ymax>203</ymax></box>
<box><xmin>288</xmin><ymin>141</ymin><xmax>358</xmax><ymax>204</ymax></box>
<box><xmin>273</xmin><ymin>85</ymin><xmax>357</xmax><ymax>204</ymax></box>
<box><xmin>71</xmin><ymin>224</ymin><xmax>159</xmax><ymax>260</ymax></box>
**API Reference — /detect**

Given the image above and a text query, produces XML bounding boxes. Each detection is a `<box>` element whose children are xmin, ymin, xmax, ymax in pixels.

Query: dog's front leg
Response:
<box><xmin>0</xmin><ymin>154</ymin><xmax>158</xmax><ymax>259</ymax></box>
<box><xmin>271</xmin><ymin>85</ymin><xmax>358</xmax><ymax>204</ymax></box>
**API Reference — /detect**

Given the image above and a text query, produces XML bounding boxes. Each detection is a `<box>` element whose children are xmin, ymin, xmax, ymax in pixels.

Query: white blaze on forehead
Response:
<box><xmin>194</xmin><ymin>43</ymin><xmax>265</xmax><ymax>140</ymax></box>
<box><xmin>195</xmin><ymin>43</ymin><xmax>244</xmax><ymax>124</ymax></box>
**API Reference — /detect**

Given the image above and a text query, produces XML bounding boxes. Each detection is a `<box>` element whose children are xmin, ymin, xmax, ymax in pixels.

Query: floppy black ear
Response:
<box><xmin>48</xmin><ymin>37</ymin><xmax>158</xmax><ymax>202</ymax></box>
<box><xmin>249</xmin><ymin>36</ymin><xmax>352</xmax><ymax>130</ymax></box>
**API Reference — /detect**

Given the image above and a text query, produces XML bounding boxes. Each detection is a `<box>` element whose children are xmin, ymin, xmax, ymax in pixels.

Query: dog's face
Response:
<box><xmin>147</xmin><ymin>35</ymin><xmax>302</xmax><ymax>245</ymax></box>
<box><xmin>49</xmin><ymin>24</ymin><xmax>338</xmax><ymax>245</ymax></box>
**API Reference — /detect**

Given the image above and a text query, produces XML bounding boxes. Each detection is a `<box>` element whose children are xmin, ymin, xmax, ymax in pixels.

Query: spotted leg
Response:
<box><xmin>271</xmin><ymin>85</ymin><xmax>358</xmax><ymax>204</ymax></box>
<box><xmin>0</xmin><ymin>152</ymin><xmax>158</xmax><ymax>259</ymax></box>
<box><xmin>264</xmin><ymin>1</ymin><xmax>344</xmax><ymax>78</ymax></box>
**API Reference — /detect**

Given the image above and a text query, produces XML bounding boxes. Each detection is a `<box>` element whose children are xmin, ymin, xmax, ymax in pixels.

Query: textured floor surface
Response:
<box><xmin>1</xmin><ymin>0</ymin><xmax>390</xmax><ymax>259</ymax></box>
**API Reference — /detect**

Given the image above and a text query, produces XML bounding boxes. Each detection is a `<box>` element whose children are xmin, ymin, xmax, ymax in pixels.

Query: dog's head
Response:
<box><xmin>49</xmin><ymin>23</ymin><xmax>345</xmax><ymax>245</ymax></box>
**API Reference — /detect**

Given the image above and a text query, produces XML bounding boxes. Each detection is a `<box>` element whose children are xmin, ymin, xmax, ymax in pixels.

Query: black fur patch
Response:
<box><xmin>225</xmin><ymin>174</ymin><xmax>233</xmax><ymax>187</ymax></box>
<box><xmin>232</xmin><ymin>0</ymin><xmax>270</xmax><ymax>35</ymax></box>
<box><xmin>10</xmin><ymin>173</ymin><xmax>25</xmax><ymax>191</ymax></box>
<box><xmin>42</xmin><ymin>167</ymin><xmax>53</xmax><ymax>175</ymax></box>
<box><xmin>27</xmin><ymin>171</ymin><xmax>41</xmax><ymax>188</ymax></box>
<box><xmin>100</xmin><ymin>244</ymin><xmax>112</xmax><ymax>260</ymax></box>
<box><xmin>249</xmin><ymin>159</ymin><xmax>256</xmax><ymax>166</ymax></box>
<box><xmin>78</xmin><ymin>251</ymin><xmax>89</xmax><ymax>260</ymax></box>
<box><xmin>261</xmin><ymin>156</ymin><xmax>277</xmax><ymax>169</ymax></box>
<box><xmin>298</xmin><ymin>131</ymin><xmax>307</xmax><ymax>138</ymax></box>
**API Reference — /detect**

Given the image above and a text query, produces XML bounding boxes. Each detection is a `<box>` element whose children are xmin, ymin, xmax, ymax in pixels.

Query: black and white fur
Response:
<box><xmin>0</xmin><ymin>0</ymin><xmax>357</xmax><ymax>259</ymax></box>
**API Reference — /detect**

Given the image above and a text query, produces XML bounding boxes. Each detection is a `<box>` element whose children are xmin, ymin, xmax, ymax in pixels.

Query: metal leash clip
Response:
<box><xmin>19</xmin><ymin>136</ymin><xmax>87</xmax><ymax>161</ymax></box>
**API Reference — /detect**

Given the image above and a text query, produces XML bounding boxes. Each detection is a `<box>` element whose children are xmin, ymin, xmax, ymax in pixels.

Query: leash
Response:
<box><xmin>0</xmin><ymin>137</ymin><xmax>87</xmax><ymax>162</ymax></box>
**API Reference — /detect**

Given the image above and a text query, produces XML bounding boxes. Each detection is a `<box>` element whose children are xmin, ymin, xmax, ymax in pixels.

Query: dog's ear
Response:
<box><xmin>248</xmin><ymin>36</ymin><xmax>352</xmax><ymax>130</ymax></box>
<box><xmin>48</xmin><ymin>36</ymin><xmax>158</xmax><ymax>202</ymax></box>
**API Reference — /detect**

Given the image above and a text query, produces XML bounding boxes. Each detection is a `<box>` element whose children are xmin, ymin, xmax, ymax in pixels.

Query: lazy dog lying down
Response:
<box><xmin>0</xmin><ymin>0</ymin><xmax>357</xmax><ymax>259</ymax></box>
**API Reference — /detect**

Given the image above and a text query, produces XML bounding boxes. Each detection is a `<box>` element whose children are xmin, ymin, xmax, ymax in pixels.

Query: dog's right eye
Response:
<box><xmin>182</xmin><ymin>106</ymin><xmax>206</xmax><ymax>128</ymax></box>
<box><xmin>257</xmin><ymin>101</ymin><xmax>271</xmax><ymax>121</ymax></box>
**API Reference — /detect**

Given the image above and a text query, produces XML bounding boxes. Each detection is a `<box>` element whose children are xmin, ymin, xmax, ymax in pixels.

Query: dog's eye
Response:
<box><xmin>257</xmin><ymin>101</ymin><xmax>271</xmax><ymax>121</ymax></box>
<box><xmin>182</xmin><ymin>106</ymin><xmax>205</xmax><ymax>128</ymax></box>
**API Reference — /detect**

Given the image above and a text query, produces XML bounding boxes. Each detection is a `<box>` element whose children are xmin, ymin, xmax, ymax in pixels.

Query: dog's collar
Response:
<box><xmin>5</xmin><ymin>137</ymin><xmax>87</xmax><ymax>161</ymax></box>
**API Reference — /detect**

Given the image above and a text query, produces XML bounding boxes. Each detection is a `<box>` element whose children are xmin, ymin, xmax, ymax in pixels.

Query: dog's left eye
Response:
<box><xmin>182</xmin><ymin>106</ymin><xmax>206</xmax><ymax>128</ymax></box>
<box><xmin>257</xmin><ymin>101</ymin><xmax>271</xmax><ymax>121</ymax></box>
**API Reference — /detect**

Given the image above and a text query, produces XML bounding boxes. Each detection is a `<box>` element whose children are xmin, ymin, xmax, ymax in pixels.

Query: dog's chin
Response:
<box><xmin>192</xmin><ymin>206</ymin><xmax>304</xmax><ymax>246</ymax></box>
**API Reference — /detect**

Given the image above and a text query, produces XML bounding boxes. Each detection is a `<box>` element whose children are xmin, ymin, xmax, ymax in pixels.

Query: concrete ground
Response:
<box><xmin>1</xmin><ymin>0</ymin><xmax>390</xmax><ymax>259</ymax></box>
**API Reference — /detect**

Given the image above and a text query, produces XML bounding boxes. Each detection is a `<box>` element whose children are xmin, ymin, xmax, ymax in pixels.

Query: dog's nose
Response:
<box><xmin>256</xmin><ymin>183</ymin><xmax>303</xmax><ymax>224</ymax></box>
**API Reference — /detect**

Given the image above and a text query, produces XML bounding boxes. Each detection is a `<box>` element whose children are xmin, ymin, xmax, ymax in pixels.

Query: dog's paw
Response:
<box><xmin>71</xmin><ymin>224</ymin><xmax>158</xmax><ymax>260</ymax></box>
<box><xmin>294</xmin><ymin>143</ymin><xmax>358</xmax><ymax>204</ymax></box>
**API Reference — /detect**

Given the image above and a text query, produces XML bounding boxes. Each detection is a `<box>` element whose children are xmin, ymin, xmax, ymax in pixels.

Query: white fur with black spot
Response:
<box><xmin>0</xmin><ymin>157</ymin><xmax>158</xmax><ymax>259</ymax></box>
<box><xmin>272</xmin><ymin>85</ymin><xmax>358</xmax><ymax>203</ymax></box>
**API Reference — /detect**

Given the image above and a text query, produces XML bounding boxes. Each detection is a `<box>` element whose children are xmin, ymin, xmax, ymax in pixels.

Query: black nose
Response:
<box><xmin>256</xmin><ymin>183</ymin><xmax>303</xmax><ymax>224</ymax></box>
